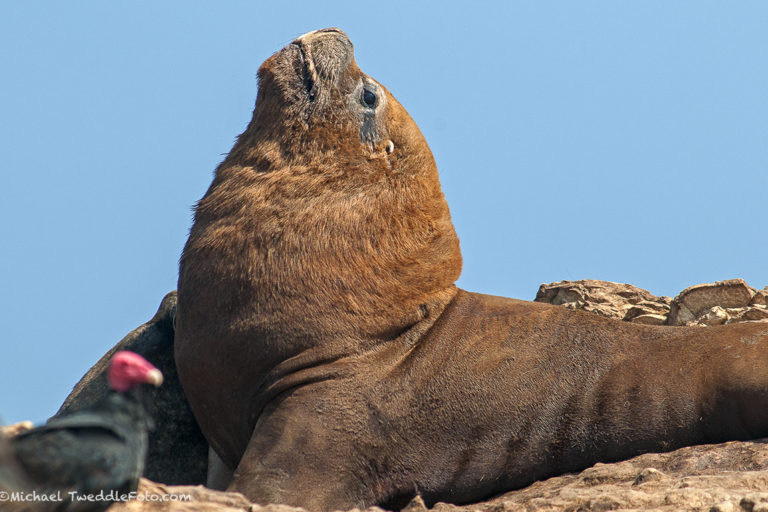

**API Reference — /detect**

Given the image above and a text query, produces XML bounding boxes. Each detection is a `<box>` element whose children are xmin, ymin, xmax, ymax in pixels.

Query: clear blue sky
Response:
<box><xmin>1</xmin><ymin>2</ymin><xmax>766</xmax><ymax>425</ymax></box>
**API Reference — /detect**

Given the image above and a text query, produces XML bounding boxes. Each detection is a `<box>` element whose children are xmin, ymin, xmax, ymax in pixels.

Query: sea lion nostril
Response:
<box><xmin>291</xmin><ymin>28</ymin><xmax>353</xmax><ymax>89</ymax></box>
<box><xmin>302</xmin><ymin>59</ymin><xmax>316</xmax><ymax>101</ymax></box>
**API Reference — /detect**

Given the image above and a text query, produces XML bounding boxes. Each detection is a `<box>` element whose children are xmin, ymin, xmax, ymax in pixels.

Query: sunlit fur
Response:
<box><xmin>176</xmin><ymin>28</ymin><xmax>461</xmax><ymax>469</ymax></box>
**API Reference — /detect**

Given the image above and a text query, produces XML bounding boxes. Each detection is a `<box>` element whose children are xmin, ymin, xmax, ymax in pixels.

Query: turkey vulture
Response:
<box><xmin>8</xmin><ymin>351</ymin><xmax>163</xmax><ymax>511</ymax></box>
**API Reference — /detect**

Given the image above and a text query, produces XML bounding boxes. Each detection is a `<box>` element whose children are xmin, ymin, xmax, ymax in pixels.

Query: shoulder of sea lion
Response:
<box><xmin>451</xmin><ymin>288</ymin><xmax>565</xmax><ymax>315</ymax></box>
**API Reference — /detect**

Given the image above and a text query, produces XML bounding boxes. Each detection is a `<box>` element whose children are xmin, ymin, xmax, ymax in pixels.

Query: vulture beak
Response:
<box><xmin>145</xmin><ymin>369</ymin><xmax>164</xmax><ymax>387</ymax></box>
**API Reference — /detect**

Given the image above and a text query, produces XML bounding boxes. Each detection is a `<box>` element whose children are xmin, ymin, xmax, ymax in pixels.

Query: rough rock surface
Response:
<box><xmin>56</xmin><ymin>291</ymin><xmax>208</xmax><ymax>485</ymax></box>
<box><xmin>0</xmin><ymin>421</ymin><xmax>32</xmax><ymax>438</ymax></box>
<box><xmin>0</xmin><ymin>420</ymin><xmax>33</xmax><ymax>501</ymax></box>
<box><xmin>668</xmin><ymin>279</ymin><xmax>765</xmax><ymax>326</ymax></box>
<box><xmin>536</xmin><ymin>279</ymin><xmax>768</xmax><ymax>327</ymax></box>
<box><xmin>467</xmin><ymin>439</ymin><xmax>768</xmax><ymax>512</ymax></box>
<box><xmin>534</xmin><ymin>279</ymin><xmax>672</xmax><ymax>324</ymax></box>
<box><xmin>104</xmin><ymin>440</ymin><xmax>768</xmax><ymax>511</ymax></box>
<box><xmin>108</xmin><ymin>479</ymin><xmax>255</xmax><ymax>512</ymax></box>
<box><xmin>0</xmin><ymin>427</ymin><xmax>32</xmax><ymax>509</ymax></box>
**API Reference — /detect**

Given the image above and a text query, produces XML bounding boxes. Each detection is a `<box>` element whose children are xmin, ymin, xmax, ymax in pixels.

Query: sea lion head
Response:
<box><xmin>182</xmin><ymin>26</ymin><xmax>463</xmax><ymax>349</ymax></box>
<box><xmin>229</xmin><ymin>28</ymin><xmax>434</xmax><ymax>182</ymax></box>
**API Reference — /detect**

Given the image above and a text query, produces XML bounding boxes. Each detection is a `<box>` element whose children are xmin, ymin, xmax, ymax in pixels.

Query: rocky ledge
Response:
<box><xmin>106</xmin><ymin>439</ymin><xmax>768</xmax><ymax>512</ymax></box>
<box><xmin>535</xmin><ymin>278</ymin><xmax>768</xmax><ymax>326</ymax></box>
<box><xmin>4</xmin><ymin>279</ymin><xmax>768</xmax><ymax>512</ymax></box>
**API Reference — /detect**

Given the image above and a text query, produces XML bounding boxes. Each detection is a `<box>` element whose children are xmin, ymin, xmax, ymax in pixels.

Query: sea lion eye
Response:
<box><xmin>361</xmin><ymin>88</ymin><xmax>377</xmax><ymax>109</ymax></box>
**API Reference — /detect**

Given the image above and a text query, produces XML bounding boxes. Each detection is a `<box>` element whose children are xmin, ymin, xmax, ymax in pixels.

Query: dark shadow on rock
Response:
<box><xmin>56</xmin><ymin>291</ymin><xmax>208</xmax><ymax>485</ymax></box>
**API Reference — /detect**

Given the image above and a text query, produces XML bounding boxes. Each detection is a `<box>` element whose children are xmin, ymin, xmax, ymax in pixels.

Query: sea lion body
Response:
<box><xmin>175</xmin><ymin>29</ymin><xmax>768</xmax><ymax>510</ymax></box>
<box><xmin>228</xmin><ymin>291</ymin><xmax>768</xmax><ymax>509</ymax></box>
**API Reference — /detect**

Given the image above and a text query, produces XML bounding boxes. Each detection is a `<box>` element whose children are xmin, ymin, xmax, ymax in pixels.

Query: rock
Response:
<box><xmin>0</xmin><ymin>430</ymin><xmax>31</xmax><ymax>510</ymax></box>
<box><xmin>624</xmin><ymin>300</ymin><xmax>673</xmax><ymax>322</ymax></box>
<box><xmin>734</xmin><ymin>306</ymin><xmax>768</xmax><ymax>323</ymax></box>
<box><xmin>668</xmin><ymin>279</ymin><xmax>756</xmax><ymax>326</ymax></box>
<box><xmin>689</xmin><ymin>306</ymin><xmax>768</xmax><ymax>326</ymax></box>
<box><xmin>0</xmin><ymin>421</ymin><xmax>33</xmax><ymax>437</ymax></box>
<box><xmin>691</xmin><ymin>305</ymin><xmax>768</xmax><ymax>327</ymax></box>
<box><xmin>109</xmin><ymin>478</ymin><xmax>386</xmax><ymax>512</ymax></box>
<box><xmin>630</xmin><ymin>313</ymin><xmax>668</xmax><ymax>325</ymax></box>
<box><xmin>710</xmin><ymin>502</ymin><xmax>738</xmax><ymax>512</ymax></box>
<box><xmin>740</xmin><ymin>494</ymin><xmax>768</xmax><ymax>512</ymax></box>
<box><xmin>693</xmin><ymin>306</ymin><xmax>730</xmax><ymax>326</ymax></box>
<box><xmin>750</xmin><ymin>288</ymin><xmax>768</xmax><ymax>307</ymax></box>
<box><xmin>56</xmin><ymin>291</ymin><xmax>208</xmax><ymax>485</ymax></box>
<box><xmin>534</xmin><ymin>280</ymin><xmax>671</xmax><ymax>322</ymax></box>
<box><xmin>537</xmin><ymin>279</ymin><xmax>768</xmax><ymax>327</ymax></box>
<box><xmin>632</xmin><ymin>467</ymin><xmax>667</xmax><ymax>485</ymax></box>
<box><xmin>109</xmin><ymin>479</ymin><xmax>255</xmax><ymax>511</ymax></box>
<box><xmin>402</xmin><ymin>495</ymin><xmax>429</xmax><ymax>512</ymax></box>
<box><xmin>93</xmin><ymin>439</ymin><xmax>768</xmax><ymax>512</ymax></box>
<box><xmin>472</xmin><ymin>439</ymin><xmax>768</xmax><ymax>512</ymax></box>
<box><xmin>0</xmin><ymin>420</ymin><xmax>34</xmax><ymax>508</ymax></box>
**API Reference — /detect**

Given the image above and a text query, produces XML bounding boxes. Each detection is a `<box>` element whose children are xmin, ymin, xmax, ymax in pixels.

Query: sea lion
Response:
<box><xmin>175</xmin><ymin>28</ymin><xmax>768</xmax><ymax>510</ymax></box>
<box><xmin>57</xmin><ymin>292</ymin><xmax>208</xmax><ymax>486</ymax></box>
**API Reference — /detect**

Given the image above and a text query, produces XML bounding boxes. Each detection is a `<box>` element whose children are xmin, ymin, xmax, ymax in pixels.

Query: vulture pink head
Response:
<box><xmin>108</xmin><ymin>351</ymin><xmax>164</xmax><ymax>392</ymax></box>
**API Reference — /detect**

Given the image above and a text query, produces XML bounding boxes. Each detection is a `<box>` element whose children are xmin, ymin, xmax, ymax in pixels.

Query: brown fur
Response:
<box><xmin>175</xmin><ymin>28</ymin><xmax>768</xmax><ymax>510</ymax></box>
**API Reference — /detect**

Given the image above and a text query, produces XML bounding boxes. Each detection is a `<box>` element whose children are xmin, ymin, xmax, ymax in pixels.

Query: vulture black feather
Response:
<box><xmin>7</xmin><ymin>351</ymin><xmax>162</xmax><ymax>511</ymax></box>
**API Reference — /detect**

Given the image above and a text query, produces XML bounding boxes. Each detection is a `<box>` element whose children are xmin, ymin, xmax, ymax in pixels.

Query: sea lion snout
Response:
<box><xmin>253</xmin><ymin>27</ymin><xmax>406</xmax><ymax>159</ymax></box>
<box><xmin>295</xmin><ymin>27</ymin><xmax>347</xmax><ymax>43</ymax></box>
<box><xmin>293</xmin><ymin>27</ymin><xmax>354</xmax><ymax>87</ymax></box>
